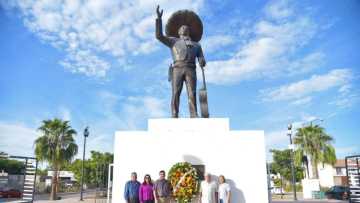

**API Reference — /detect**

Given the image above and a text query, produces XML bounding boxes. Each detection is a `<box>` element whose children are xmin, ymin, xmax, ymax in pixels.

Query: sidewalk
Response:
<box><xmin>273</xmin><ymin>201</ymin><xmax>347</xmax><ymax>203</ymax></box>
<box><xmin>273</xmin><ymin>198</ymin><xmax>347</xmax><ymax>203</ymax></box>
<box><xmin>272</xmin><ymin>193</ymin><xmax>346</xmax><ymax>202</ymax></box>
<box><xmin>34</xmin><ymin>196</ymin><xmax>107</xmax><ymax>203</ymax></box>
<box><xmin>33</xmin><ymin>190</ymin><xmax>106</xmax><ymax>203</ymax></box>
<box><xmin>34</xmin><ymin>198</ymin><xmax>95</xmax><ymax>203</ymax></box>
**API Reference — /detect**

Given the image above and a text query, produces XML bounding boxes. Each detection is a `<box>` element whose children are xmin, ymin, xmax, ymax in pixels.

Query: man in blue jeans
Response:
<box><xmin>124</xmin><ymin>172</ymin><xmax>141</xmax><ymax>203</ymax></box>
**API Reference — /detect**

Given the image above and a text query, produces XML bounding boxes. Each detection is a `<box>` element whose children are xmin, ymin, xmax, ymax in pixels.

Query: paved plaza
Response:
<box><xmin>273</xmin><ymin>201</ymin><xmax>346</xmax><ymax>203</ymax></box>
<box><xmin>32</xmin><ymin>197</ymin><xmax>346</xmax><ymax>203</ymax></box>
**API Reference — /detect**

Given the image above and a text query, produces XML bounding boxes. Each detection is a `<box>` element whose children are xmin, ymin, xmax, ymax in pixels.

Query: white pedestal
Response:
<box><xmin>302</xmin><ymin>179</ymin><xmax>320</xmax><ymax>199</ymax></box>
<box><xmin>112</xmin><ymin>118</ymin><xmax>268</xmax><ymax>203</ymax></box>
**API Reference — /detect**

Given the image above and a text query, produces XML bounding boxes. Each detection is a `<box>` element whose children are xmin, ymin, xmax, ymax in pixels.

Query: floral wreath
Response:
<box><xmin>168</xmin><ymin>162</ymin><xmax>200</xmax><ymax>203</ymax></box>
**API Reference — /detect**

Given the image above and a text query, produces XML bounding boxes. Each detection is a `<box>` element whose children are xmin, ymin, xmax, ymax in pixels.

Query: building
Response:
<box><xmin>112</xmin><ymin>118</ymin><xmax>269</xmax><ymax>203</ymax></box>
<box><xmin>302</xmin><ymin>159</ymin><xmax>348</xmax><ymax>199</ymax></box>
<box><xmin>0</xmin><ymin>170</ymin><xmax>26</xmax><ymax>191</ymax></box>
<box><xmin>333</xmin><ymin>160</ymin><xmax>348</xmax><ymax>186</ymax></box>
<box><xmin>45</xmin><ymin>171</ymin><xmax>76</xmax><ymax>187</ymax></box>
<box><xmin>311</xmin><ymin>160</ymin><xmax>347</xmax><ymax>187</ymax></box>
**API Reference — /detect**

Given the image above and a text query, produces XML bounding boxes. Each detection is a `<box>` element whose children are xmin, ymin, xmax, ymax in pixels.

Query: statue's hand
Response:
<box><xmin>199</xmin><ymin>59</ymin><xmax>206</xmax><ymax>68</ymax></box>
<box><xmin>156</xmin><ymin>5</ymin><xmax>163</xmax><ymax>19</ymax></box>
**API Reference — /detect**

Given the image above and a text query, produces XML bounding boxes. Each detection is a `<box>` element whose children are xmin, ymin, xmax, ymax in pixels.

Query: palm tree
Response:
<box><xmin>294</xmin><ymin>125</ymin><xmax>336</xmax><ymax>179</ymax></box>
<box><xmin>35</xmin><ymin>118</ymin><xmax>78</xmax><ymax>200</ymax></box>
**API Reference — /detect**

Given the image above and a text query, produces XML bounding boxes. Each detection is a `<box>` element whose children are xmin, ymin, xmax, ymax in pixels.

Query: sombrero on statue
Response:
<box><xmin>165</xmin><ymin>9</ymin><xmax>203</xmax><ymax>42</ymax></box>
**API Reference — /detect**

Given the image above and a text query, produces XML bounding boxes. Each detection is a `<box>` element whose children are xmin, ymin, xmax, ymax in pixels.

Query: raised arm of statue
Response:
<box><xmin>197</xmin><ymin>45</ymin><xmax>206</xmax><ymax>68</ymax></box>
<box><xmin>155</xmin><ymin>5</ymin><xmax>175</xmax><ymax>47</ymax></box>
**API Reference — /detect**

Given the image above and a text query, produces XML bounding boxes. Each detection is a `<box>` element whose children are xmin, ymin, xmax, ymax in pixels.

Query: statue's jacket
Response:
<box><xmin>156</xmin><ymin>18</ymin><xmax>205</xmax><ymax>68</ymax></box>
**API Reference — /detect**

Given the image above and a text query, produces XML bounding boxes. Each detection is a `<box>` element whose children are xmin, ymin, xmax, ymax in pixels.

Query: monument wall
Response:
<box><xmin>112</xmin><ymin>118</ymin><xmax>269</xmax><ymax>203</ymax></box>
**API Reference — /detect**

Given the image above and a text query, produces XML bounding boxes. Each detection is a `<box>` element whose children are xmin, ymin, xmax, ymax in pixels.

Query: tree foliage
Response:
<box><xmin>66</xmin><ymin>151</ymin><xmax>113</xmax><ymax>187</ymax></box>
<box><xmin>0</xmin><ymin>157</ymin><xmax>24</xmax><ymax>174</ymax></box>
<box><xmin>270</xmin><ymin>149</ymin><xmax>304</xmax><ymax>182</ymax></box>
<box><xmin>293</xmin><ymin>125</ymin><xmax>336</xmax><ymax>179</ymax></box>
<box><xmin>34</xmin><ymin>118</ymin><xmax>78</xmax><ymax>200</ymax></box>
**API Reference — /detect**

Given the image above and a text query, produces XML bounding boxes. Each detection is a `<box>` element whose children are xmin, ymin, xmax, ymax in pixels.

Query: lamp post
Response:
<box><xmin>302</xmin><ymin>118</ymin><xmax>323</xmax><ymax>127</ymax></box>
<box><xmin>267</xmin><ymin>162</ymin><xmax>272</xmax><ymax>203</ymax></box>
<box><xmin>287</xmin><ymin>124</ymin><xmax>297</xmax><ymax>201</ymax></box>
<box><xmin>80</xmin><ymin>127</ymin><xmax>89</xmax><ymax>201</ymax></box>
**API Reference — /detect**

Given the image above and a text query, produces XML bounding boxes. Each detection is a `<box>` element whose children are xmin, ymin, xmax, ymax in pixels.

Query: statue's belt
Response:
<box><xmin>173</xmin><ymin>61</ymin><xmax>196</xmax><ymax>68</ymax></box>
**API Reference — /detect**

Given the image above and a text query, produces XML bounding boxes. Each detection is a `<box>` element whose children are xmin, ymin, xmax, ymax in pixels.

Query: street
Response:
<box><xmin>0</xmin><ymin>190</ymin><xmax>102</xmax><ymax>203</ymax></box>
<box><xmin>273</xmin><ymin>200</ymin><xmax>347</xmax><ymax>203</ymax></box>
<box><xmin>34</xmin><ymin>189</ymin><xmax>97</xmax><ymax>201</ymax></box>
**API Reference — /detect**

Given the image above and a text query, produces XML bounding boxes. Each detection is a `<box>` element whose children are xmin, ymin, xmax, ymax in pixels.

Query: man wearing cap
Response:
<box><xmin>199</xmin><ymin>173</ymin><xmax>218</xmax><ymax>203</ymax></box>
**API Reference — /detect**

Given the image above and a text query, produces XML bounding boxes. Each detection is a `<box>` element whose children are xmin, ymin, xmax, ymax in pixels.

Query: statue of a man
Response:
<box><xmin>155</xmin><ymin>6</ymin><xmax>206</xmax><ymax>118</ymax></box>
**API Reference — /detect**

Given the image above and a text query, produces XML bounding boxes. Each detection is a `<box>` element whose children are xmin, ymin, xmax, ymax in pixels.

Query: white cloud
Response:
<box><xmin>202</xmin><ymin>35</ymin><xmax>234</xmax><ymax>53</ymax></box>
<box><xmin>71</xmin><ymin>91</ymin><xmax>167</xmax><ymax>156</ymax></box>
<box><xmin>290</xmin><ymin>115</ymin><xmax>322</xmax><ymax>129</ymax></box>
<box><xmin>59</xmin><ymin>106</ymin><xmax>71</xmax><ymax>121</ymax></box>
<box><xmin>122</xmin><ymin>96</ymin><xmax>167</xmax><ymax>129</ymax></box>
<box><xmin>0</xmin><ymin>120</ymin><xmax>99</xmax><ymax>160</ymax></box>
<box><xmin>205</xmin><ymin>0</ymin><xmax>322</xmax><ymax>84</ymax></box>
<box><xmin>3</xmin><ymin>0</ymin><xmax>204</xmax><ymax>77</ymax></box>
<box><xmin>266</xmin><ymin>130</ymin><xmax>359</xmax><ymax>160</ymax></box>
<box><xmin>290</xmin><ymin>96</ymin><xmax>312</xmax><ymax>106</ymax></box>
<box><xmin>71</xmin><ymin>91</ymin><xmax>168</xmax><ymax>157</ymax></box>
<box><xmin>265</xmin><ymin>129</ymin><xmax>288</xmax><ymax>147</ymax></box>
<box><xmin>261</xmin><ymin>69</ymin><xmax>352</xmax><ymax>102</ymax></box>
<box><xmin>329</xmin><ymin>84</ymin><xmax>360</xmax><ymax>108</ymax></box>
<box><xmin>0</xmin><ymin>91</ymin><xmax>167</xmax><ymax>158</ymax></box>
<box><xmin>0</xmin><ymin>122</ymin><xmax>38</xmax><ymax>156</ymax></box>
<box><xmin>97</xmin><ymin>90</ymin><xmax>122</xmax><ymax>110</ymax></box>
<box><xmin>264</xmin><ymin>0</ymin><xmax>293</xmax><ymax>20</ymax></box>
<box><xmin>288</xmin><ymin>52</ymin><xmax>325</xmax><ymax>75</ymax></box>
<box><xmin>92</xmin><ymin>90</ymin><xmax>167</xmax><ymax>130</ymax></box>
<box><xmin>265</xmin><ymin>129</ymin><xmax>289</xmax><ymax>160</ymax></box>
<box><xmin>336</xmin><ymin>146</ymin><xmax>359</xmax><ymax>157</ymax></box>
<box><xmin>329</xmin><ymin>93</ymin><xmax>359</xmax><ymax>109</ymax></box>
<box><xmin>77</xmin><ymin>131</ymin><xmax>114</xmax><ymax>159</ymax></box>
<box><xmin>59</xmin><ymin>49</ymin><xmax>110</xmax><ymax>77</ymax></box>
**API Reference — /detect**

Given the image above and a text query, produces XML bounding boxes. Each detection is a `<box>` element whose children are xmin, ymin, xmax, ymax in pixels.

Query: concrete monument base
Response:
<box><xmin>112</xmin><ymin>118</ymin><xmax>268</xmax><ymax>203</ymax></box>
<box><xmin>302</xmin><ymin>179</ymin><xmax>321</xmax><ymax>199</ymax></box>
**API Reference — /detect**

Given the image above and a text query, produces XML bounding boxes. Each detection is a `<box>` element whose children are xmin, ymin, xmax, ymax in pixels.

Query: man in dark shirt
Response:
<box><xmin>124</xmin><ymin>172</ymin><xmax>141</xmax><ymax>203</ymax></box>
<box><xmin>154</xmin><ymin>170</ymin><xmax>173</xmax><ymax>203</ymax></box>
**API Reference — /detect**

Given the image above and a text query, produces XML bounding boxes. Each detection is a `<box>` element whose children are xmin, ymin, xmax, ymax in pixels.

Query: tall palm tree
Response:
<box><xmin>35</xmin><ymin>118</ymin><xmax>78</xmax><ymax>200</ymax></box>
<box><xmin>294</xmin><ymin>125</ymin><xmax>336</xmax><ymax>179</ymax></box>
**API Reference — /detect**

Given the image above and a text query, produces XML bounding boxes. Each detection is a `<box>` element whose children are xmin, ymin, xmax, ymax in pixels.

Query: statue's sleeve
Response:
<box><xmin>197</xmin><ymin>45</ymin><xmax>206</xmax><ymax>67</ymax></box>
<box><xmin>155</xmin><ymin>18</ymin><xmax>174</xmax><ymax>47</ymax></box>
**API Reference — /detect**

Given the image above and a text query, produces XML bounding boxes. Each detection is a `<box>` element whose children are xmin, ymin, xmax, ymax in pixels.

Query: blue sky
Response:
<box><xmin>0</xmin><ymin>0</ymin><xmax>359</xmax><ymax>160</ymax></box>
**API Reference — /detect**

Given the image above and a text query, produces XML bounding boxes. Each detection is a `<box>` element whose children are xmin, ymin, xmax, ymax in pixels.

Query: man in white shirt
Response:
<box><xmin>218</xmin><ymin>175</ymin><xmax>231</xmax><ymax>203</ymax></box>
<box><xmin>199</xmin><ymin>173</ymin><xmax>218</xmax><ymax>203</ymax></box>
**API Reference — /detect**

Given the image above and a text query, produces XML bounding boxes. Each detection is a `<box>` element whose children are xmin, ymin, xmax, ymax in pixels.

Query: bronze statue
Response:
<box><xmin>155</xmin><ymin>5</ymin><xmax>208</xmax><ymax>118</ymax></box>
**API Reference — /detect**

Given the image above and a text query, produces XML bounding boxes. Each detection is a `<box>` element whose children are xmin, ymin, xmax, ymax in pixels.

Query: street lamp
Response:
<box><xmin>287</xmin><ymin>124</ymin><xmax>297</xmax><ymax>201</ymax></box>
<box><xmin>80</xmin><ymin>127</ymin><xmax>89</xmax><ymax>201</ymax></box>
<box><xmin>302</xmin><ymin>118</ymin><xmax>323</xmax><ymax>127</ymax></box>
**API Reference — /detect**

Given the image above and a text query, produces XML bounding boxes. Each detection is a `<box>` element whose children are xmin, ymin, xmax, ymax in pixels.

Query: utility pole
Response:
<box><xmin>267</xmin><ymin>162</ymin><xmax>272</xmax><ymax>203</ymax></box>
<box><xmin>287</xmin><ymin>124</ymin><xmax>297</xmax><ymax>201</ymax></box>
<box><xmin>80</xmin><ymin>127</ymin><xmax>89</xmax><ymax>201</ymax></box>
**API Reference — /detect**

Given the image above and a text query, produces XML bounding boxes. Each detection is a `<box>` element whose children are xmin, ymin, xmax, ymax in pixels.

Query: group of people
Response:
<box><xmin>124</xmin><ymin>171</ymin><xmax>231</xmax><ymax>203</ymax></box>
<box><xmin>124</xmin><ymin>170</ymin><xmax>172</xmax><ymax>203</ymax></box>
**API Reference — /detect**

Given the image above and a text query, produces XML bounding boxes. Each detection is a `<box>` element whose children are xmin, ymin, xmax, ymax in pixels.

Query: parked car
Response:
<box><xmin>0</xmin><ymin>188</ymin><xmax>7</xmax><ymax>198</ymax></box>
<box><xmin>325</xmin><ymin>186</ymin><xmax>349</xmax><ymax>200</ymax></box>
<box><xmin>0</xmin><ymin>189</ymin><xmax>22</xmax><ymax>198</ymax></box>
